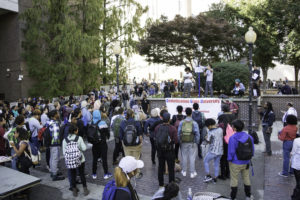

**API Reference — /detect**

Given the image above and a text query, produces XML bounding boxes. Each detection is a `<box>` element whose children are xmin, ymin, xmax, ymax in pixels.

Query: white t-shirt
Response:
<box><xmin>184</xmin><ymin>72</ymin><xmax>193</xmax><ymax>84</ymax></box>
<box><xmin>282</xmin><ymin>107</ymin><xmax>297</xmax><ymax>122</ymax></box>
<box><xmin>206</xmin><ymin>69</ymin><xmax>213</xmax><ymax>82</ymax></box>
<box><xmin>292</xmin><ymin>138</ymin><xmax>300</xmax><ymax>170</ymax></box>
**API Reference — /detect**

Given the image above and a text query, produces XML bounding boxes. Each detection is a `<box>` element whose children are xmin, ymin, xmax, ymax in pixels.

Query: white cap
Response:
<box><xmin>118</xmin><ymin>156</ymin><xmax>144</xmax><ymax>173</ymax></box>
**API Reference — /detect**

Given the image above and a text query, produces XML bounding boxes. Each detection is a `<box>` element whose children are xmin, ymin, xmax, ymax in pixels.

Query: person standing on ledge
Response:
<box><xmin>182</xmin><ymin>67</ymin><xmax>193</xmax><ymax>98</ymax></box>
<box><xmin>204</xmin><ymin>65</ymin><xmax>213</xmax><ymax>97</ymax></box>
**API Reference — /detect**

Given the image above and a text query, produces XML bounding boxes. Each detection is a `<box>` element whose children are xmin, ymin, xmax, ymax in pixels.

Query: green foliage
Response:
<box><xmin>210</xmin><ymin>62</ymin><xmax>249</xmax><ymax>95</ymax></box>
<box><xmin>21</xmin><ymin>0</ymin><xmax>147</xmax><ymax>98</ymax></box>
<box><xmin>138</xmin><ymin>14</ymin><xmax>241</xmax><ymax>67</ymax></box>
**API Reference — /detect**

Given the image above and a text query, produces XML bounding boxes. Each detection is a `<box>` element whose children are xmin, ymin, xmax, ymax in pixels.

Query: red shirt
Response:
<box><xmin>278</xmin><ymin>125</ymin><xmax>297</xmax><ymax>141</ymax></box>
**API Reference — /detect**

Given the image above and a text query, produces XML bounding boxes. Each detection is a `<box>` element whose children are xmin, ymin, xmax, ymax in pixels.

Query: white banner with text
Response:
<box><xmin>165</xmin><ymin>98</ymin><xmax>222</xmax><ymax>119</ymax></box>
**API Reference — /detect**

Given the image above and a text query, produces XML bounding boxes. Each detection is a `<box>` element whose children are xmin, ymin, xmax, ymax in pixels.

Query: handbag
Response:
<box><xmin>266</xmin><ymin>127</ymin><xmax>273</xmax><ymax>134</ymax></box>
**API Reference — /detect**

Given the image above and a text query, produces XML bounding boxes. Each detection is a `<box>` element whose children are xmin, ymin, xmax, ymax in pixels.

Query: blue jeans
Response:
<box><xmin>180</xmin><ymin>143</ymin><xmax>197</xmax><ymax>173</ymax></box>
<box><xmin>11</xmin><ymin>148</ymin><xmax>17</xmax><ymax>170</ymax></box>
<box><xmin>205</xmin><ymin>81</ymin><xmax>213</xmax><ymax>97</ymax></box>
<box><xmin>282</xmin><ymin>140</ymin><xmax>293</xmax><ymax>175</ymax></box>
<box><xmin>31</xmin><ymin>136</ymin><xmax>40</xmax><ymax>150</ymax></box>
<box><xmin>204</xmin><ymin>152</ymin><xmax>222</xmax><ymax>177</ymax></box>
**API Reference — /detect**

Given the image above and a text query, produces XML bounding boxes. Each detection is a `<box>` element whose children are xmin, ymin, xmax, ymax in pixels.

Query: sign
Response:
<box><xmin>194</xmin><ymin>66</ymin><xmax>205</xmax><ymax>73</ymax></box>
<box><xmin>165</xmin><ymin>98</ymin><xmax>222</xmax><ymax>119</ymax></box>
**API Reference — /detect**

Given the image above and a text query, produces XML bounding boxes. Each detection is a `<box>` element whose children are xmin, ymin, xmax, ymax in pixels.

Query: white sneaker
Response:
<box><xmin>92</xmin><ymin>174</ymin><xmax>97</xmax><ymax>179</ymax></box>
<box><xmin>190</xmin><ymin>172</ymin><xmax>197</xmax><ymax>178</ymax></box>
<box><xmin>245</xmin><ymin>195</ymin><xmax>254</xmax><ymax>200</ymax></box>
<box><xmin>181</xmin><ymin>170</ymin><xmax>186</xmax><ymax>177</ymax></box>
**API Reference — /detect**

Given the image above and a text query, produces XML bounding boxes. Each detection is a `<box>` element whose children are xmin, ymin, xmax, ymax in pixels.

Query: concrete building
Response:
<box><xmin>0</xmin><ymin>0</ymin><xmax>32</xmax><ymax>101</ymax></box>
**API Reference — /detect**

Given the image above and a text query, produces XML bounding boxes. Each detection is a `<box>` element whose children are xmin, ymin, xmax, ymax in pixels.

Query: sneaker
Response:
<box><xmin>181</xmin><ymin>170</ymin><xmax>186</xmax><ymax>177</ymax></box>
<box><xmin>104</xmin><ymin>173</ymin><xmax>113</xmax><ymax>180</ymax></box>
<box><xmin>92</xmin><ymin>174</ymin><xmax>97</xmax><ymax>179</ymax></box>
<box><xmin>203</xmin><ymin>175</ymin><xmax>213</xmax><ymax>183</ymax></box>
<box><xmin>245</xmin><ymin>195</ymin><xmax>254</xmax><ymax>200</ymax></box>
<box><xmin>278</xmin><ymin>172</ymin><xmax>288</xmax><ymax>178</ymax></box>
<box><xmin>52</xmin><ymin>175</ymin><xmax>65</xmax><ymax>181</ymax></box>
<box><xmin>190</xmin><ymin>172</ymin><xmax>197</xmax><ymax>178</ymax></box>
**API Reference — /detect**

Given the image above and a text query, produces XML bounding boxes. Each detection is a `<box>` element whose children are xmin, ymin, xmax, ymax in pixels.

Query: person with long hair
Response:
<box><xmin>260</xmin><ymin>102</ymin><xmax>275</xmax><ymax>156</ymax></box>
<box><xmin>152</xmin><ymin>182</ymin><xmax>179</xmax><ymax>200</ymax></box>
<box><xmin>113</xmin><ymin>156</ymin><xmax>144</xmax><ymax>200</ymax></box>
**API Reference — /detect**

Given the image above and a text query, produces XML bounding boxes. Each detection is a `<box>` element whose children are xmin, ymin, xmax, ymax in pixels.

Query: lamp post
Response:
<box><xmin>113</xmin><ymin>41</ymin><xmax>121</xmax><ymax>97</ymax></box>
<box><xmin>245</xmin><ymin>27</ymin><xmax>257</xmax><ymax>134</ymax></box>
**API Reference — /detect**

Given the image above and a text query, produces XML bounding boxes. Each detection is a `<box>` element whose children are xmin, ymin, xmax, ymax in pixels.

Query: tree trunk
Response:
<box><xmin>295</xmin><ymin>65</ymin><xmax>299</xmax><ymax>91</ymax></box>
<box><xmin>262</xmin><ymin>67</ymin><xmax>268</xmax><ymax>93</ymax></box>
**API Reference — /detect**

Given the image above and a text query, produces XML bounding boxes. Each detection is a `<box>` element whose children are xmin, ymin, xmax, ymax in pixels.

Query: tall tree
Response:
<box><xmin>138</xmin><ymin>14</ymin><xmax>241</xmax><ymax>67</ymax></box>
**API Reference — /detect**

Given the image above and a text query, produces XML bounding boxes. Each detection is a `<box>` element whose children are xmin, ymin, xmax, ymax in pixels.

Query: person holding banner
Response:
<box><xmin>204</xmin><ymin>65</ymin><xmax>213</xmax><ymax>97</ymax></box>
<box><xmin>182</xmin><ymin>67</ymin><xmax>193</xmax><ymax>98</ymax></box>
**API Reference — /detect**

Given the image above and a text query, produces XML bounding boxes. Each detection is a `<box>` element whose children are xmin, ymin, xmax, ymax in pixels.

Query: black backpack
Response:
<box><xmin>155</xmin><ymin>124</ymin><xmax>172</xmax><ymax>151</ymax></box>
<box><xmin>87</xmin><ymin>121</ymin><xmax>101</xmax><ymax>144</ymax></box>
<box><xmin>236</xmin><ymin>137</ymin><xmax>253</xmax><ymax>160</ymax></box>
<box><xmin>192</xmin><ymin>111</ymin><xmax>204</xmax><ymax>130</ymax></box>
<box><xmin>123</xmin><ymin>121</ymin><xmax>139</xmax><ymax>146</ymax></box>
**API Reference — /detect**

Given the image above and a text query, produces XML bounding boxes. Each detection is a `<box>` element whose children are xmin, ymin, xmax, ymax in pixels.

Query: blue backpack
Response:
<box><xmin>102</xmin><ymin>180</ymin><xmax>131</xmax><ymax>200</ymax></box>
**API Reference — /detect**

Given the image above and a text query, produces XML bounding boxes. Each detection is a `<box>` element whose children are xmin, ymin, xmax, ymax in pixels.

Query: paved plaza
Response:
<box><xmin>3</xmin><ymin>121</ymin><xmax>295</xmax><ymax>200</ymax></box>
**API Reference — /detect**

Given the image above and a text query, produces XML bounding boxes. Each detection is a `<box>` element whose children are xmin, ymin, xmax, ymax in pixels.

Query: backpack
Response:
<box><xmin>38</xmin><ymin>127</ymin><xmax>46</xmax><ymax>141</ymax></box>
<box><xmin>87</xmin><ymin>121</ymin><xmax>101</xmax><ymax>144</ymax></box>
<box><xmin>236</xmin><ymin>137</ymin><xmax>253</xmax><ymax>161</ymax></box>
<box><xmin>249</xmin><ymin>131</ymin><xmax>259</xmax><ymax>144</ymax></box>
<box><xmin>102</xmin><ymin>180</ymin><xmax>131</xmax><ymax>200</ymax></box>
<box><xmin>21</xmin><ymin>140</ymin><xmax>41</xmax><ymax>165</ymax></box>
<box><xmin>123</xmin><ymin>121</ymin><xmax>139</xmax><ymax>146</ymax></box>
<box><xmin>174</xmin><ymin>115</ymin><xmax>184</xmax><ymax>130</ymax></box>
<box><xmin>155</xmin><ymin>124</ymin><xmax>172</xmax><ymax>151</ymax></box>
<box><xmin>113</xmin><ymin>117</ymin><xmax>123</xmax><ymax>138</ymax></box>
<box><xmin>181</xmin><ymin>121</ymin><xmax>194</xmax><ymax>143</ymax></box>
<box><xmin>43</xmin><ymin>126</ymin><xmax>51</xmax><ymax>148</ymax></box>
<box><xmin>192</xmin><ymin>111</ymin><xmax>204</xmax><ymax>129</ymax></box>
<box><xmin>64</xmin><ymin>136</ymin><xmax>81</xmax><ymax>169</ymax></box>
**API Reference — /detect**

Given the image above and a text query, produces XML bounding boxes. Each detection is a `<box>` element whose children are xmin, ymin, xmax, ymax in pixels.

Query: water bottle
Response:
<box><xmin>187</xmin><ymin>188</ymin><xmax>192</xmax><ymax>200</ymax></box>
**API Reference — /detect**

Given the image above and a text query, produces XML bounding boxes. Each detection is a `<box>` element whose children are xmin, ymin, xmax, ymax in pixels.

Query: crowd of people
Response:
<box><xmin>0</xmin><ymin>88</ymin><xmax>299</xmax><ymax>200</ymax></box>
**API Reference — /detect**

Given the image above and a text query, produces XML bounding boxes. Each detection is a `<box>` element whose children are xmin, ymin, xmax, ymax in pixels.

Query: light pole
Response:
<box><xmin>113</xmin><ymin>41</ymin><xmax>121</xmax><ymax>97</ymax></box>
<box><xmin>245</xmin><ymin>27</ymin><xmax>257</xmax><ymax>134</ymax></box>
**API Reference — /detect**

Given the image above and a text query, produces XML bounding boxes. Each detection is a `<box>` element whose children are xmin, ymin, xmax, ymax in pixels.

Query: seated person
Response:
<box><xmin>232</xmin><ymin>79</ymin><xmax>245</xmax><ymax>96</ymax></box>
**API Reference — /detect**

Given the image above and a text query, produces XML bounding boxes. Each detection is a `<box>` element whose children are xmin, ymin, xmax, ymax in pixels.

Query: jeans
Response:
<box><xmin>262</xmin><ymin>125</ymin><xmax>272</xmax><ymax>153</ymax></box>
<box><xmin>50</xmin><ymin>146</ymin><xmax>60</xmax><ymax>176</ymax></box>
<box><xmin>31</xmin><ymin>136</ymin><xmax>40</xmax><ymax>150</ymax></box>
<box><xmin>180</xmin><ymin>143</ymin><xmax>197</xmax><ymax>173</ymax></box>
<box><xmin>282</xmin><ymin>140</ymin><xmax>293</xmax><ymax>175</ymax></box>
<box><xmin>183</xmin><ymin>83</ymin><xmax>192</xmax><ymax>98</ymax></box>
<box><xmin>205</xmin><ymin>81</ymin><xmax>213</xmax><ymax>97</ymax></box>
<box><xmin>204</xmin><ymin>152</ymin><xmax>222</xmax><ymax>177</ymax></box>
<box><xmin>158</xmin><ymin>150</ymin><xmax>175</xmax><ymax>186</ymax></box>
<box><xmin>113</xmin><ymin>139</ymin><xmax>125</xmax><ymax>162</ymax></box>
<box><xmin>150</xmin><ymin>138</ymin><xmax>157</xmax><ymax>162</ymax></box>
<box><xmin>70</xmin><ymin>162</ymin><xmax>87</xmax><ymax>189</ymax></box>
<box><xmin>92</xmin><ymin>142</ymin><xmax>108</xmax><ymax>174</ymax></box>
<box><xmin>11</xmin><ymin>148</ymin><xmax>17</xmax><ymax>170</ymax></box>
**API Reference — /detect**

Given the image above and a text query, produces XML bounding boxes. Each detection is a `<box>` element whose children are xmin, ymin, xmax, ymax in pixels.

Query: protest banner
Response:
<box><xmin>165</xmin><ymin>98</ymin><xmax>222</xmax><ymax>119</ymax></box>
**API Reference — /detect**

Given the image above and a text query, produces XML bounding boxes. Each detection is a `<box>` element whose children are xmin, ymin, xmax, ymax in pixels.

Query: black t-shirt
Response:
<box><xmin>141</xmin><ymin>99</ymin><xmax>149</xmax><ymax>114</ymax></box>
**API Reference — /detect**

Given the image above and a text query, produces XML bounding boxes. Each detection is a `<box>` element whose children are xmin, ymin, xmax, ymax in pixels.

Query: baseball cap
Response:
<box><xmin>119</xmin><ymin>156</ymin><xmax>144</xmax><ymax>173</ymax></box>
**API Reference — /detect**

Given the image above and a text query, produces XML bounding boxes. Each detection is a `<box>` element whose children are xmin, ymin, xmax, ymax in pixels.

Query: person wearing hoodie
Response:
<box><xmin>177</xmin><ymin>107</ymin><xmax>200</xmax><ymax>178</ymax></box>
<box><xmin>144</xmin><ymin>108</ymin><xmax>161</xmax><ymax>164</ymax></box>
<box><xmin>91</xmin><ymin>109</ymin><xmax>112</xmax><ymax>180</ymax></box>
<box><xmin>228</xmin><ymin>120</ymin><xmax>254</xmax><ymax>200</ymax></box>
<box><xmin>81</xmin><ymin>100</ymin><xmax>92</xmax><ymax>137</ymax></box>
